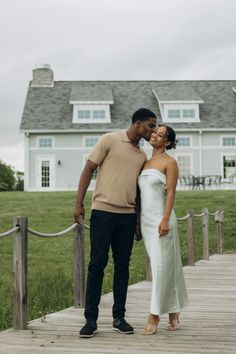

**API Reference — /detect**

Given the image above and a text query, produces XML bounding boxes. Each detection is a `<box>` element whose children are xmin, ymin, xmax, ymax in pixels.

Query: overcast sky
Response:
<box><xmin>1</xmin><ymin>0</ymin><xmax>236</xmax><ymax>171</ymax></box>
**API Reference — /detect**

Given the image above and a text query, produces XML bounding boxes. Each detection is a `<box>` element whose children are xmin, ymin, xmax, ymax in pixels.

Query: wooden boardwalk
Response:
<box><xmin>0</xmin><ymin>254</ymin><xmax>236</xmax><ymax>354</ymax></box>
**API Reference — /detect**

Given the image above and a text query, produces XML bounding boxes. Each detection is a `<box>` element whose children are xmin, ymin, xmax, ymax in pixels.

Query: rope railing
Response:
<box><xmin>209</xmin><ymin>210</ymin><xmax>224</xmax><ymax>216</ymax></box>
<box><xmin>1</xmin><ymin>223</ymin><xmax>90</xmax><ymax>239</ymax></box>
<box><xmin>176</xmin><ymin>213</ymin><xmax>191</xmax><ymax>221</ymax></box>
<box><xmin>0</xmin><ymin>216</ymin><xmax>87</xmax><ymax>331</ymax></box>
<box><xmin>194</xmin><ymin>212</ymin><xmax>206</xmax><ymax>217</ymax></box>
<box><xmin>0</xmin><ymin>208</ymin><xmax>224</xmax><ymax>331</ymax></box>
<box><xmin>28</xmin><ymin>223</ymin><xmax>78</xmax><ymax>237</ymax></box>
<box><xmin>0</xmin><ymin>226</ymin><xmax>20</xmax><ymax>238</ymax></box>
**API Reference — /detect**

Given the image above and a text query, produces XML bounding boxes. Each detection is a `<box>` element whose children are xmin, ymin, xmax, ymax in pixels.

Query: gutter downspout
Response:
<box><xmin>24</xmin><ymin>133</ymin><xmax>29</xmax><ymax>191</ymax></box>
<box><xmin>199</xmin><ymin>130</ymin><xmax>202</xmax><ymax>176</ymax></box>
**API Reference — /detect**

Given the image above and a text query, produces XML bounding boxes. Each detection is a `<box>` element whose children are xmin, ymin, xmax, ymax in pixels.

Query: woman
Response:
<box><xmin>138</xmin><ymin>124</ymin><xmax>188</xmax><ymax>335</ymax></box>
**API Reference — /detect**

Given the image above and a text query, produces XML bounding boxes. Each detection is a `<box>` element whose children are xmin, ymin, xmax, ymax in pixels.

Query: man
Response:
<box><xmin>74</xmin><ymin>108</ymin><xmax>157</xmax><ymax>338</ymax></box>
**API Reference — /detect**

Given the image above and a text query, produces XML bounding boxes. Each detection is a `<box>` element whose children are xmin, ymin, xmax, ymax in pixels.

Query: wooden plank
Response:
<box><xmin>0</xmin><ymin>254</ymin><xmax>236</xmax><ymax>354</ymax></box>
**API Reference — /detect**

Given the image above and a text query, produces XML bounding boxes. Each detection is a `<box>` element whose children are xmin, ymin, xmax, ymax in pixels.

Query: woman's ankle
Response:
<box><xmin>148</xmin><ymin>313</ymin><xmax>160</xmax><ymax>324</ymax></box>
<box><xmin>169</xmin><ymin>312</ymin><xmax>179</xmax><ymax>323</ymax></box>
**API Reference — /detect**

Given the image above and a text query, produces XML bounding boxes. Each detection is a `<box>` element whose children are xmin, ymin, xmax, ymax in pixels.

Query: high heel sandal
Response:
<box><xmin>166</xmin><ymin>313</ymin><xmax>180</xmax><ymax>331</ymax></box>
<box><xmin>142</xmin><ymin>317</ymin><xmax>160</xmax><ymax>335</ymax></box>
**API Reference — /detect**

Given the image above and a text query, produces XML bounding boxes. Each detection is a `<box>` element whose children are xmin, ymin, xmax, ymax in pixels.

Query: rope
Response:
<box><xmin>28</xmin><ymin>223</ymin><xmax>90</xmax><ymax>238</ymax></box>
<box><xmin>0</xmin><ymin>226</ymin><xmax>20</xmax><ymax>238</ymax></box>
<box><xmin>209</xmin><ymin>210</ymin><xmax>224</xmax><ymax>216</ymax></box>
<box><xmin>177</xmin><ymin>214</ymin><xmax>191</xmax><ymax>221</ymax></box>
<box><xmin>28</xmin><ymin>223</ymin><xmax>78</xmax><ymax>238</ymax></box>
<box><xmin>194</xmin><ymin>212</ymin><xmax>206</xmax><ymax>217</ymax></box>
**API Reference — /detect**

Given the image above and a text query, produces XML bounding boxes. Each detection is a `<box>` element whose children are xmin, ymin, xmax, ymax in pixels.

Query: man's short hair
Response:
<box><xmin>132</xmin><ymin>108</ymin><xmax>157</xmax><ymax>123</ymax></box>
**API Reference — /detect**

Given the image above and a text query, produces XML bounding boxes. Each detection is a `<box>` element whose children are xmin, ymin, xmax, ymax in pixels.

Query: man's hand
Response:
<box><xmin>73</xmin><ymin>205</ymin><xmax>85</xmax><ymax>224</ymax></box>
<box><xmin>134</xmin><ymin>223</ymin><xmax>142</xmax><ymax>241</ymax></box>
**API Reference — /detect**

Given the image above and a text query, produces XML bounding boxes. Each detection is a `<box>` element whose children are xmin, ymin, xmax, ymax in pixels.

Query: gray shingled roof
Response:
<box><xmin>70</xmin><ymin>84</ymin><xmax>113</xmax><ymax>102</ymax></box>
<box><xmin>20</xmin><ymin>80</ymin><xmax>236</xmax><ymax>131</ymax></box>
<box><xmin>152</xmin><ymin>82</ymin><xmax>203</xmax><ymax>102</ymax></box>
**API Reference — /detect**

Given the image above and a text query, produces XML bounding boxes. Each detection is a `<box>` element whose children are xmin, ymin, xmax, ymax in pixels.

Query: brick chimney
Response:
<box><xmin>31</xmin><ymin>64</ymin><xmax>54</xmax><ymax>87</ymax></box>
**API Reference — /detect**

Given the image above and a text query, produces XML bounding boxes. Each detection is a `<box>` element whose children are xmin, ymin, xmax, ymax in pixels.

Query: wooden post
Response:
<box><xmin>145</xmin><ymin>254</ymin><xmax>152</xmax><ymax>281</ymax></box>
<box><xmin>187</xmin><ymin>209</ymin><xmax>195</xmax><ymax>266</ymax></box>
<box><xmin>73</xmin><ymin>223</ymin><xmax>85</xmax><ymax>308</ymax></box>
<box><xmin>215</xmin><ymin>209</ymin><xmax>224</xmax><ymax>254</ymax></box>
<box><xmin>13</xmin><ymin>216</ymin><xmax>28</xmax><ymax>330</ymax></box>
<box><xmin>202</xmin><ymin>208</ymin><xmax>209</xmax><ymax>260</ymax></box>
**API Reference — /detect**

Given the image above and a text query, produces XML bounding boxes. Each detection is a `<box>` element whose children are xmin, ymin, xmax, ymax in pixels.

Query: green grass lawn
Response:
<box><xmin>0</xmin><ymin>190</ymin><xmax>235</xmax><ymax>330</ymax></box>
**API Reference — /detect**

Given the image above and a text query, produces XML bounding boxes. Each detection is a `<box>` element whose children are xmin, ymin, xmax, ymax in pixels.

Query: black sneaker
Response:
<box><xmin>113</xmin><ymin>318</ymin><xmax>134</xmax><ymax>334</ymax></box>
<box><xmin>79</xmin><ymin>320</ymin><xmax>97</xmax><ymax>338</ymax></box>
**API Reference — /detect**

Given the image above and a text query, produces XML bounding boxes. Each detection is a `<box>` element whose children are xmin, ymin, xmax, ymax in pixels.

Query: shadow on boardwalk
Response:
<box><xmin>0</xmin><ymin>254</ymin><xmax>236</xmax><ymax>354</ymax></box>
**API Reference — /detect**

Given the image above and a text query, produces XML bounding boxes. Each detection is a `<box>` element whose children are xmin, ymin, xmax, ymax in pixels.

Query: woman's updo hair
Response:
<box><xmin>159</xmin><ymin>124</ymin><xmax>178</xmax><ymax>150</ymax></box>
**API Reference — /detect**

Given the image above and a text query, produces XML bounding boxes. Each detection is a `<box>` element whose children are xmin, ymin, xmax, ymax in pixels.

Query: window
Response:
<box><xmin>168</xmin><ymin>110</ymin><xmax>181</xmax><ymax>118</ymax></box>
<box><xmin>38</xmin><ymin>137</ymin><xmax>54</xmax><ymax>148</ymax></box>
<box><xmin>183</xmin><ymin>109</ymin><xmax>195</xmax><ymax>118</ymax></box>
<box><xmin>78</xmin><ymin>110</ymin><xmax>106</xmax><ymax>120</ymax></box>
<box><xmin>177</xmin><ymin>155</ymin><xmax>192</xmax><ymax>175</ymax></box>
<box><xmin>222</xmin><ymin>137</ymin><xmax>236</xmax><ymax>146</ymax></box>
<box><xmin>41</xmin><ymin>161</ymin><xmax>50</xmax><ymax>187</ymax></box>
<box><xmin>93</xmin><ymin>110</ymin><xmax>106</xmax><ymax>119</ymax></box>
<box><xmin>84</xmin><ymin>136</ymin><xmax>99</xmax><ymax>148</ymax></box>
<box><xmin>73</xmin><ymin>104</ymin><xmax>111</xmax><ymax>123</ymax></box>
<box><xmin>167</xmin><ymin>109</ymin><xmax>195</xmax><ymax>119</ymax></box>
<box><xmin>223</xmin><ymin>155</ymin><xmax>236</xmax><ymax>178</ymax></box>
<box><xmin>163</xmin><ymin>104</ymin><xmax>200</xmax><ymax>123</ymax></box>
<box><xmin>78</xmin><ymin>110</ymin><xmax>91</xmax><ymax>119</ymax></box>
<box><xmin>178</xmin><ymin>137</ymin><xmax>191</xmax><ymax>147</ymax></box>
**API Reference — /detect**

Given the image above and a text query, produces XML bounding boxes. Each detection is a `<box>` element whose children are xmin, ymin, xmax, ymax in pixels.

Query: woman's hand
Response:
<box><xmin>158</xmin><ymin>218</ymin><xmax>169</xmax><ymax>237</ymax></box>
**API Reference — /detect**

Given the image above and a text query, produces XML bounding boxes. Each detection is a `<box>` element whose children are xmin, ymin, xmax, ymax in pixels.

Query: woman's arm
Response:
<box><xmin>158</xmin><ymin>159</ymin><xmax>179</xmax><ymax>237</ymax></box>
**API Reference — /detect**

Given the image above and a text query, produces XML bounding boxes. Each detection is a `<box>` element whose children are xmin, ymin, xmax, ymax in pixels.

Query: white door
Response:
<box><xmin>36</xmin><ymin>156</ymin><xmax>55</xmax><ymax>191</ymax></box>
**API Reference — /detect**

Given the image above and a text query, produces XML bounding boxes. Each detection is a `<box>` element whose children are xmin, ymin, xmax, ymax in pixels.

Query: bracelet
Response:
<box><xmin>75</xmin><ymin>204</ymin><xmax>84</xmax><ymax>207</ymax></box>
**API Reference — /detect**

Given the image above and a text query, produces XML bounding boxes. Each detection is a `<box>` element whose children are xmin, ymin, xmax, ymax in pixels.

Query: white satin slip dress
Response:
<box><xmin>138</xmin><ymin>169</ymin><xmax>189</xmax><ymax>315</ymax></box>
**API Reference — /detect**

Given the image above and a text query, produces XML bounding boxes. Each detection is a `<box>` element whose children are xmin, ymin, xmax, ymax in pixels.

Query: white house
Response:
<box><xmin>20</xmin><ymin>65</ymin><xmax>236</xmax><ymax>191</ymax></box>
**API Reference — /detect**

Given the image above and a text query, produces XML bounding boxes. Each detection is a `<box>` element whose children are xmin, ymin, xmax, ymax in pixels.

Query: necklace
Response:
<box><xmin>150</xmin><ymin>152</ymin><xmax>166</xmax><ymax>160</ymax></box>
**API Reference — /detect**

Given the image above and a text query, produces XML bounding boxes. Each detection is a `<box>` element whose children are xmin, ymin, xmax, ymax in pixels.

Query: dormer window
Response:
<box><xmin>164</xmin><ymin>104</ymin><xmax>200</xmax><ymax>123</ymax></box>
<box><xmin>73</xmin><ymin>104</ymin><xmax>111</xmax><ymax>123</ymax></box>
<box><xmin>70</xmin><ymin>85</ymin><xmax>113</xmax><ymax>124</ymax></box>
<box><xmin>167</xmin><ymin>108</ymin><xmax>195</xmax><ymax>120</ymax></box>
<box><xmin>152</xmin><ymin>84</ymin><xmax>203</xmax><ymax>123</ymax></box>
<box><xmin>183</xmin><ymin>109</ymin><xmax>195</xmax><ymax>118</ymax></box>
<box><xmin>168</xmin><ymin>109</ymin><xmax>181</xmax><ymax>118</ymax></box>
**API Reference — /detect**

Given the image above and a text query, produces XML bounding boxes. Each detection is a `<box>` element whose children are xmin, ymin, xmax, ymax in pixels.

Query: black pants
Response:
<box><xmin>84</xmin><ymin>210</ymin><xmax>136</xmax><ymax>321</ymax></box>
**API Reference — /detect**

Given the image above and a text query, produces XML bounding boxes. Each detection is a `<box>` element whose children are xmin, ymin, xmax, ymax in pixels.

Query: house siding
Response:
<box><xmin>27</xmin><ymin>133</ymin><xmax>100</xmax><ymax>191</ymax></box>
<box><xmin>26</xmin><ymin>130</ymin><xmax>236</xmax><ymax>191</ymax></box>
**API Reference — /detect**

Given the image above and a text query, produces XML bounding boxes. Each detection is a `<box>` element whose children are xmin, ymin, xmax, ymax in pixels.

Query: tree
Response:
<box><xmin>0</xmin><ymin>160</ymin><xmax>16</xmax><ymax>191</ymax></box>
<box><xmin>15</xmin><ymin>171</ymin><xmax>24</xmax><ymax>191</ymax></box>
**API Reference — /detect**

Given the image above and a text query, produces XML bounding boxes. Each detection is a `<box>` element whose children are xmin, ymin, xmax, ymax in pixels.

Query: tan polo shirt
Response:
<box><xmin>88</xmin><ymin>130</ymin><xmax>147</xmax><ymax>213</ymax></box>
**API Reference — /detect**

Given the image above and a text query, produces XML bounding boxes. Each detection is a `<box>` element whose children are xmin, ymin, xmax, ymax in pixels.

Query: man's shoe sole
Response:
<box><xmin>113</xmin><ymin>327</ymin><xmax>134</xmax><ymax>334</ymax></box>
<box><xmin>79</xmin><ymin>330</ymin><xmax>97</xmax><ymax>338</ymax></box>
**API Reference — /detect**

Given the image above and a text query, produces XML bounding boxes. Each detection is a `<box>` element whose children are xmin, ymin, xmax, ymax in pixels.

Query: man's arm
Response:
<box><xmin>73</xmin><ymin>160</ymin><xmax>98</xmax><ymax>224</ymax></box>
